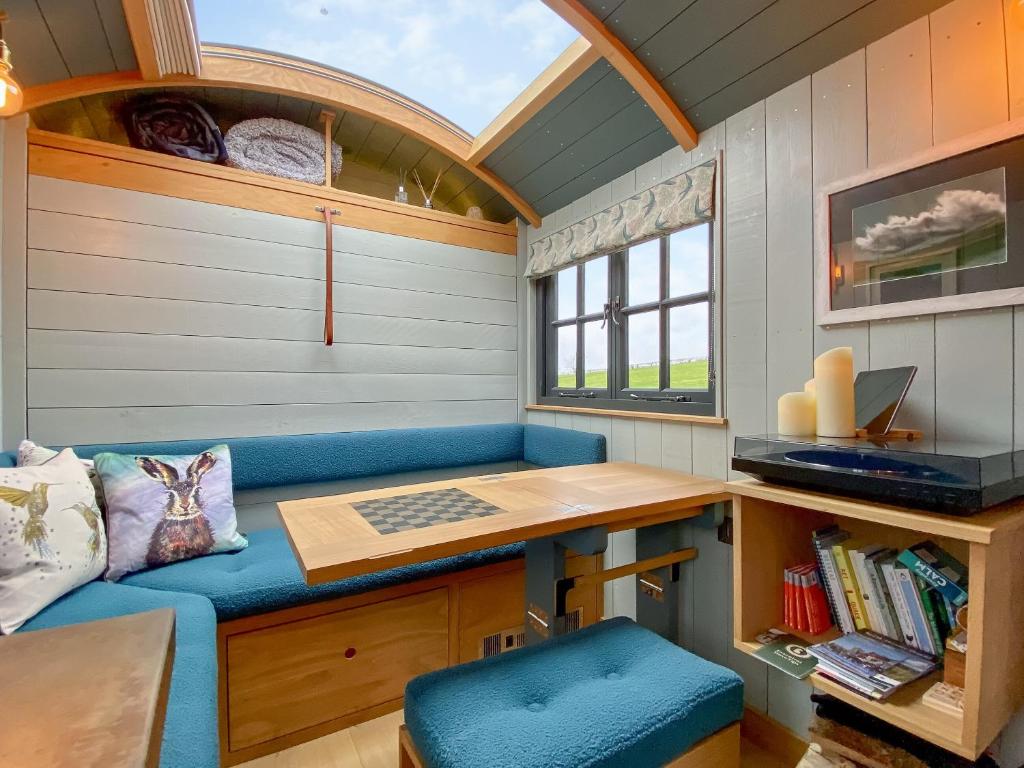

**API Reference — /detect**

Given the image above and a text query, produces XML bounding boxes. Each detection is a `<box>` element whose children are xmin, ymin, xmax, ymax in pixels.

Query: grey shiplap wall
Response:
<box><xmin>525</xmin><ymin>0</ymin><xmax>1024</xmax><ymax>760</ymax></box>
<box><xmin>14</xmin><ymin>176</ymin><xmax>519</xmax><ymax>446</ymax></box>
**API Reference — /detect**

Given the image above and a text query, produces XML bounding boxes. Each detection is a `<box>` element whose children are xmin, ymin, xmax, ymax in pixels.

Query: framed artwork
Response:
<box><xmin>816</xmin><ymin>117</ymin><xmax>1024</xmax><ymax>325</ymax></box>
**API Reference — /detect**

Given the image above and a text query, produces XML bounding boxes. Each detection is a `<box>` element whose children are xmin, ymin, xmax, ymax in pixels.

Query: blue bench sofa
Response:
<box><xmin>9</xmin><ymin>423</ymin><xmax>606</xmax><ymax>768</ymax></box>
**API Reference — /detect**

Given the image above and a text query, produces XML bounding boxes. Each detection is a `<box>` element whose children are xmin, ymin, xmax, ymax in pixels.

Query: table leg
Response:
<box><xmin>525</xmin><ymin>526</ymin><xmax>608</xmax><ymax>645</ymax></box>
<box><xmin>636</xmin><ymin>503</ymin><xmax>725</xmax><ymax>644</ymax></box>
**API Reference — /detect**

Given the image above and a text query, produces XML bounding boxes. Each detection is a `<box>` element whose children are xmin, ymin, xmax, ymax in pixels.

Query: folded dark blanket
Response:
<box><xmin>123</xmin><ymin>95</ymin><xmax>227</xmax><ymax>164</ymax></box>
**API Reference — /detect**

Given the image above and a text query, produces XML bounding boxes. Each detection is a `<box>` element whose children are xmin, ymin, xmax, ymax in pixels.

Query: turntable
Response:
<box><xmin>731</xmin><ymin>435</ymin><xmax>1024</xmax><ymax>515</ymax></box>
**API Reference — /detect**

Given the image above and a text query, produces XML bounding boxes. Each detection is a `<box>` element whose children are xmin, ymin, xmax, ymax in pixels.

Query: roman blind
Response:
<box><xmin>524</xmin><ymin>158</ymin><xmax>716</xmax><ymax>279</ymax></box>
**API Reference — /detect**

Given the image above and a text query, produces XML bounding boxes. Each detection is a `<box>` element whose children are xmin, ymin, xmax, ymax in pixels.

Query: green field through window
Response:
<box><xmin>558</xmin><ymin>359</ymin><xmax>709</xmax><ymax>390</ymax></box>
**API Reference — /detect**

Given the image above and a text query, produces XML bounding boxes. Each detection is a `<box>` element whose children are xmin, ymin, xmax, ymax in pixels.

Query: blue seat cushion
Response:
<box><xmin>0</xmin><ymin>424</ymin><xmax>606</xmax><ymax>489</ymax></box>
<box><xmin>405</xmin><ymin>617</ymin><xmax>744</xmax><ymax>768</ymax></box>
<box><xmin>20</xmin><ymin>581</ymin><xmax>218</xmax><ymax>768</ymax></box>
<box><xmin>122</xmin><ymin>527</ymin><xmax>525</xmax><ymax>621</ymax></box>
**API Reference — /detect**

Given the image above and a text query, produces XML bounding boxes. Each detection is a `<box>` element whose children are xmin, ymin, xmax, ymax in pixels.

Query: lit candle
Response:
<box><xmin>778</xmin><ymin>392</ymin><xmax>817</xmax><ymax>436</ymax></box>
<box><xmin>814</xmin><ymin>346</ymin><xmax>855</xmax><ymax>437</ymax></box>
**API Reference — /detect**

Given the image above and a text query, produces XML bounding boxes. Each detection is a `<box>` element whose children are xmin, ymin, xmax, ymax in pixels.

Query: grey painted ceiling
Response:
<box><xmin>5</xmin><ymin>0</ymin><xmax>136</xmax><ymax>88</ymax></box>
<box><xmin>31</xmin><ymin>87</ymin><xmax>517</xmax><ymax>221</ymax></box>
<box><xmin>484</xmin><ymin>0</ymin><xmax>956</xmax><ymax>217</ymax></box>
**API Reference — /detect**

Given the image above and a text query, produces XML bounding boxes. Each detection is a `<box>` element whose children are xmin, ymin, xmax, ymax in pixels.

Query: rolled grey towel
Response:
<box><xmin>225</xmin><ymin>117</ymin><xmax>343</xmax><ymax>185</ymax></box>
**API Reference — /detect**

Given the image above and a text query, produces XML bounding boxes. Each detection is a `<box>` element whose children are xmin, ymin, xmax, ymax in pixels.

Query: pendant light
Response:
<box><xmin>0</xmin><ymin>12</ymin><xmax>23</xmax><ymax>117</ymax></box>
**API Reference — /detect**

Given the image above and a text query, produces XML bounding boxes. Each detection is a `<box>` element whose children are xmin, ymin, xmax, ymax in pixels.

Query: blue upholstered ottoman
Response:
<box><xmin>403</xmin><ymin>617</ymin><xmax>744</xmax><ymax>768</ymax></box>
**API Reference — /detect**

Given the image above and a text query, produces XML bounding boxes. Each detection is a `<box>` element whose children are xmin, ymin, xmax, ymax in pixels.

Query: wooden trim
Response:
<box><xmin>20</xmin><ymin>46</ymin><xmax>542</xmax><ymax>227</ymax></box>
<box><xmin>815</xmin><ymin>115</ymin><xmax>1024</xmax><ymax>326</ymax></box>
<box><xmin>122</xmin><ymin>1</ymin><xmax>160</xmax><ymax>80</ymax></box>
<box><xmin>468</xmin><ymin>37</ymin><xmax>601</xmax><ymax>164</ymax></box>
<box><xmin>526</xmin><ymin>403</ymin><xmax>727</xmax><ymax>426</ymax></box>
<box><xmin>27</xmin><ymin>131</ymin><xmax>518</xmax><ymax>254</ymax></box>
<box><xmin>741</xmin><ymin>707</ymin><xmax>808</xmax><ymax>767</ymax></box>
<box><xmin>571</xmin><ymin>547</ymin><xmax>697</xmax><ymax>589</ymax></box>
<box><xmin>1</xmin><ymin>114</ymin><xmax>28</xmax><ymax>449</ymax></box>
<box><xmin>541</xmin><ymin>0</ymin><xmax>697</xmax><ymax>151</ymax></box>
<box><xmin>122</xmin><ymin>0</ymin><xmax>201</xmax><ymax>80</ymax></box>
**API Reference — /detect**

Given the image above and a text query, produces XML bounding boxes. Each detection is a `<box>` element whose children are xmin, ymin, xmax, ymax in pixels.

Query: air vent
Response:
<box><xmin>479</xmin><ymin>608</ymin><xmax>584</xmax><ymax>658</ymax></box>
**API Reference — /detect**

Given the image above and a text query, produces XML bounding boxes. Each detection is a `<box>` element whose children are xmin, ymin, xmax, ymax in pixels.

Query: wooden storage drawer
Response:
<box><xmin>225</xmin><ymin>587</ymin><xmax>448</xmax><ymax>751</ymax></box>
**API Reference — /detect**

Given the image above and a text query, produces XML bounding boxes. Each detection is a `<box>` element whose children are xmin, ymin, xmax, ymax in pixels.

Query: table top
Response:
<box><xmin>279</xmin><ymin>462</ymin><xmax>728</xmax><ymax>584</ymax></box>
<box><xmin>0</xmin><ymin>608</ymin><xmax>175</xmax><ymax>768</ymax></box>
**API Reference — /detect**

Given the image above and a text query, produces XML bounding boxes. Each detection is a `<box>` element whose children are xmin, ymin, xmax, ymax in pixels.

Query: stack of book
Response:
<box><xmin>808</xmin><ymin>631</ymin><xmax>940</xmax><ymax>700</ymax></box>
<box><xmin>783</xmin><ymin>563</ymin><xmax>832</xmax><ymax>635</ymax></box>
<box><xmin>811</xmin><ymin>527</ymin><xmax>967</xmax><ymax>657</ymax></box>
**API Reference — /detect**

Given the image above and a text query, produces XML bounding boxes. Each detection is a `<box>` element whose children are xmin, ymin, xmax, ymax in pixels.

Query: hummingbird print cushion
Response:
<box><xmin>95</xmin><ymin>444</ymin><xmax>247</xmax><ymax>581</ymax></box>
<box><xmin>0</xmin><ymin>448</ymin><xmax>106</xmax><ymax>634</ymax></box>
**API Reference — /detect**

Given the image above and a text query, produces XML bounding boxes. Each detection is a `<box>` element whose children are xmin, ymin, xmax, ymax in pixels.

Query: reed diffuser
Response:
<box><xmin>412</xmin><ymin>168</ymin><xmax>444</xmax><ymax>209</ymax></box>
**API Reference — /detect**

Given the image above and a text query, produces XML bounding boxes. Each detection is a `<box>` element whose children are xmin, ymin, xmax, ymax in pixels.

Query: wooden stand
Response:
<box><xmin>728</xmin><ymin>479</ymin><xmax>1024</xmax><ymax>760</ymax></box>
<box><xmin>854</xmin><ymin>428</ymin><xmax>924</xmax><ymax>441</ymax></box>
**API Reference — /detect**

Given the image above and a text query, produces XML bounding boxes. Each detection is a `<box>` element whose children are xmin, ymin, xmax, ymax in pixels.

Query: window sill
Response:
<box><xmin>526</xmin><ymin>404</ymin><xmax>727</xmax><ymax>426</ymax></box>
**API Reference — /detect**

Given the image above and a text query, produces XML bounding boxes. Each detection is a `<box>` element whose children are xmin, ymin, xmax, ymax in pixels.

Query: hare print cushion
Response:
<box><xmin>96</xmin><ymin>444</ymin><xmax>247</xmax><ymax>580</ymax></box>
<box><xmin>0</xmin><ymin>449</ymin><xmax>106</xmax><ymax>634</ymax></box>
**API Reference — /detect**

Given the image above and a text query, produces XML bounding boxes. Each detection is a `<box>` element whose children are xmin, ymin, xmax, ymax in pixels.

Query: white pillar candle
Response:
<box><xmin>778</xmin><ymin>392</ymin><xmax>817</xmax><ymax>436</ymax></box>
<box><xmin>814</xmin><ymin>346</ymin><xmax>856</xmax><ymax>437</ymax></box>
<box><xmin>804</xmin><ymin>378</ymin><xmax>816</xmax><ymax>396</ymax></box>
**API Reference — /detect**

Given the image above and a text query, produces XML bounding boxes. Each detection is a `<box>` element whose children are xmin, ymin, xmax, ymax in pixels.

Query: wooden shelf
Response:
<box><xmin>729</xmin><ymin>481</ymin><xmax>1024</xmax><ymax>760</ymax></box>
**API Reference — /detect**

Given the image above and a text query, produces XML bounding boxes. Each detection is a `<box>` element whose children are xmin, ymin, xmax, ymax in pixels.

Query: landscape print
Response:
<box><xmin>849</xmin><ymin>168</ymin><xmax>1007</xmax><ymax>302</ymax></box>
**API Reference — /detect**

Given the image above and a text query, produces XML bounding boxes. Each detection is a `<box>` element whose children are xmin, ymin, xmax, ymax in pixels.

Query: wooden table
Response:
<box><xmin>279</xmin><ymin>462</ymin><xmax>728</xmax><ymax>644</ymax></box>
<box><xmin>0</xmin><ymin>609</ymin><xmax>175</xmax><ymax>768</ymax></box>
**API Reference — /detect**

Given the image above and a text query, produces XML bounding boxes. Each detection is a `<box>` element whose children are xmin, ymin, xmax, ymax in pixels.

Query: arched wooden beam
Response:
<box><xmin>541</xmin><ymin>0</ymin><xmax>697</xmax><ymax>151</ymax></box>
<box><xmin>21</xmin><ymin>45</ymin><xmax>542</xmax><ymax>226</ymax></box>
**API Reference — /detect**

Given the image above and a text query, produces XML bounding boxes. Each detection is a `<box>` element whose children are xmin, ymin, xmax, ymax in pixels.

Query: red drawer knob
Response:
<box><xmin>344</xmin><ymin>647</ymin><xmax>357</xmax><ymax>659</ymax></box>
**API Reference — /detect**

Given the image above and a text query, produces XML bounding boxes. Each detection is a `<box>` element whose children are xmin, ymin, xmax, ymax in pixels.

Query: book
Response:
<box><xmin>812</xmin><ymin>527</ymin><xmax>855</xmax><ymax>634</ymax></box>
<box><xmin>881</xmin><ymin>558</ymin><xmax>918</xmax><ymax>648</ymax></box>
<box><xmin>915</xmin><ymin>576</ymin><xmax>946</xmax><ymax>658</ymax></box>
<box><xmin>866</xmin><ymin>549</ymin><xmax>901</xmax><ymax>641</ymax></box>
<box><xmin>832</xmin><ymin>540</ymin><xmax>869</xmax><ymax>631</ymax></box>
<box><xmin>800</xmin><ymin>567</ymin><xmax>832</xmax><ymax>635</ymax></box>
<box><xmin>814</xmin><ymin>661</ymin><xmax>885</xmax><ymax>700</ymax></box>
<box><xmin>893</xmin><ymin>564</ymin><xmax>935</xmax><ymax>654</ymax></box>
<box><xmin>752</xmin><ymin>633</ymin><xmax>818</xmax><ymax>679</ymax></box>
<box><xmin>851</xmin><ymin>544</ymin><xmax>887</xmax><ymax>635</ymax></box>
<box><xmin>897</xmin><ymin>541</ymin><xmax>969</xmax><ymax>608</ymax></box>
<box><xmin>808</xmin><ymin>631</ymin><xmax>938</xmax><ymax>700</ymax></box>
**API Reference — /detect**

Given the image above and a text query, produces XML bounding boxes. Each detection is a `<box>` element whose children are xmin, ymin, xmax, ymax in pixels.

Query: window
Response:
<box><xmin>537</xmin><ymin>223</ymin><xmax>716</xmax><ymax>416</ymax></box>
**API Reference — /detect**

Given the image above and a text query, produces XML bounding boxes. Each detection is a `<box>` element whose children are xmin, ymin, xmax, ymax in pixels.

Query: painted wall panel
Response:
<box><xmin>17</xmin><ymin>177</ymin><xmax>519</xmax><ymax>447</ymax></box>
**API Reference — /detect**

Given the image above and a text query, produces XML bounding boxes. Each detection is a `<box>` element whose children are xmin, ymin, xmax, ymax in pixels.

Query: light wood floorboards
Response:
<box><xmin>241</xmin><ymin>710</ymin><xmax>794</xmax><ymax>768</ymax></box>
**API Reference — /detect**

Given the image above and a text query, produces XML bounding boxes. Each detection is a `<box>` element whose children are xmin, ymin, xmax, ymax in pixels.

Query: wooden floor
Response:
<box><xmin>241</xmin><ymin>711</ymin><xmax>794</xmax><ymax>768</ymax></box>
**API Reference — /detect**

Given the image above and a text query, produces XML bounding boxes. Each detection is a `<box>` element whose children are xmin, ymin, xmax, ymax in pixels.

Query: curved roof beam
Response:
<box><xmin>22</xmin><ymin>45</ymin><xmax>541</xmax><ymax>226</ymax></box>
<box><xmin>541</xmin><ymin>0</ymin><xmax>697</xmax><ymax>151</ymax></box>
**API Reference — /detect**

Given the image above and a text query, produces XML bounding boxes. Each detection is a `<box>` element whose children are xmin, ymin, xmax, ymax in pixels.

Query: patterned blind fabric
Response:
<box><xmin>524</xmin><ymin>159</ymin><xmax>716</xmax><ymax>279</ymax></box>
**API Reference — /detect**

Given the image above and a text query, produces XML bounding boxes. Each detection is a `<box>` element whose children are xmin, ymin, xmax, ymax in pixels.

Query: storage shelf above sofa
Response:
<box><xmin>727</xmin><ymin>480</ymin><xmax>1024</xmax><ymax>760</ymax></box>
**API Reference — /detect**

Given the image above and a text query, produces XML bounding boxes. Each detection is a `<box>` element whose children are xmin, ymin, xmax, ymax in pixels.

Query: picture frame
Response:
<box><xmin>815</xmin><ymin>116</ymin><xmax>1024</xmax><ymax>326</ymax></box>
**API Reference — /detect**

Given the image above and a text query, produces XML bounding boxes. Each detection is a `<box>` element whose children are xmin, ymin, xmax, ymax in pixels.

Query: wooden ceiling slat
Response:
<box><xmin>36</xmin><ymin>0</ymin><xmax>117</xmax><ymax>78</ymax></box>
<box><xmin>600</xmin><ymin>0</ymin><xmax>697</xmax><ymax>52</ymax></box>
<box><xmin>94</xmin><ymin>0</ymin><xmax>138</xmax><ymax>71</ymax></box>
<box><xmin>5</xmin><ymin>0</ymin><xmax>70</xmax><ymax>88</ymax></box>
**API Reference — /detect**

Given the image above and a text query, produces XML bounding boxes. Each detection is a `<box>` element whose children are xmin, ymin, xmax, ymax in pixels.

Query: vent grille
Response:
<box><xmin>479</xmin><ymin>608</ymin><xmax>583</xmax><ymax>658</ymax></box>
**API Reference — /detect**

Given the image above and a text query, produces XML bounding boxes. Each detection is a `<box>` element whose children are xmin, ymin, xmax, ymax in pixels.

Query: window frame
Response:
<box><xmin>535</xmin><ymin>217</ymin><xmax>722</xmax><ymax>418</ymax></box>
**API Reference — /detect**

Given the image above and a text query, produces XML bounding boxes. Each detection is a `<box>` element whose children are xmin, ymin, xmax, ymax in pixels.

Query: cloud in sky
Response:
<box><xmin>194</xmin><ymin>0</ymin><xmax>580</xmax><ymax>134</ymax></box>
<box><xmin>854</xmin><ymin>188</ymin><xmax>1006</xmax><ymax>256</ymax></box>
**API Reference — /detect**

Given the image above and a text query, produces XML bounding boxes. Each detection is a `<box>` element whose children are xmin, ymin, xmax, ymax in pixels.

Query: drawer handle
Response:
<box><xmin>344</xmin><ymin>647</ymin><xmax>357</xmax><ymax>659</ymax></box>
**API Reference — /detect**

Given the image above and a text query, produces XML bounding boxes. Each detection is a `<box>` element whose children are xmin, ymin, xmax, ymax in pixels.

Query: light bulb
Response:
<box><xmin>0</xmin><ymin>65</ymin><xmax>22</xmax><ymax>116</ymax></box>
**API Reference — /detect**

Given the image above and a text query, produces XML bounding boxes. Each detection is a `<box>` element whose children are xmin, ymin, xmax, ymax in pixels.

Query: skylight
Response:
<box><xmin>193</xmin><ymin>0</ymin><xmax>580</xmax><ymax>136</ymax></box>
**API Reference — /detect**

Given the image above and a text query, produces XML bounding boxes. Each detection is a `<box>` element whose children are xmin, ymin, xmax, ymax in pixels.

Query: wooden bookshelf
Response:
<box><xmin>727</xmin><ymin>480</ymin><xmax>1024</xmax><ymax>760</ymax></box>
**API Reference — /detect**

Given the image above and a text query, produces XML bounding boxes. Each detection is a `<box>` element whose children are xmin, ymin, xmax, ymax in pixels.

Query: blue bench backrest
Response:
<box><xmin>0</xmin><ymin>423</ymin><xmax>605</xmax><ymax>491</ymax></box>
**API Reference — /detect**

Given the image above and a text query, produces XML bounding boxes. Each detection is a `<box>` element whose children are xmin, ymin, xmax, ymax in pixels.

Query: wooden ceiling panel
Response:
<box><xmin>482</xmin><ymin>58</ymin><xmax>614</xmax><ymax>169</ymax></box>
<box><xmin>599</xmin><ymin>0</ymin><xmax>697</xmax><ymax>51</ymax></box>
<box><xmin>5</xmin><ymin>0</ymin><xmax>72</xmax><ymax>87</ymax></box>
<box><xmin>534</xmin><ymin>126</ymin><xmax>674</xmax><ymax>215</ymax></box>
<box><xmin>636</xmin><ymin>0</ymin><xmax>776</xmax><ymax>82</ymax></box>
<box><xmin>659</xmin><ymin>0</ymin><xmax>872</xmax><ymax>109</ymax></box>
<box><xmin>488</xmin><ymin>67</ymin><xmax>637</xmax><ymax>185</ymax></box>
<box><xmin>94</xmin><ymin>0</ymin><xmax>139</xmax><ymax>71</ymax></box>
<box><xmin>353</xmin><ymin>122</ymin><xmax>405</xmax><ymax>169</ymax></box>
<box><xmin>35</xmin><ymin>0</ymin><xmax>118</xmax><ymax>78</ymax></box>
<box><xmin>515</xmin><ymin>96</ymin><xmax>662</xmax><ymax>202</ymax></box>
<box><xmin>682</xmin><ymin>0</ymin><xmax>954</xmax><ymax>132</ymax></box>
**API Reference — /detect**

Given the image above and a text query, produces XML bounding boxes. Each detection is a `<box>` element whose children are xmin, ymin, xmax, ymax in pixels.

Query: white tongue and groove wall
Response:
<box><xmin>523</xmin><ymin>0</ymin><xmax>1024</xmax><ymax>759</ymax></box>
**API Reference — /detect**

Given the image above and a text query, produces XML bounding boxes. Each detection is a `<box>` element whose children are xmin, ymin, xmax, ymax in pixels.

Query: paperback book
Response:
<box><xmin>752</xmin><ymin>631</ymin><xmax>818</xmax><ymax>680</ymax></box>
<box><xmin>808</xmin><ymin>631</ymin><xmax>939</xmax><ymax>700</ymax></box>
